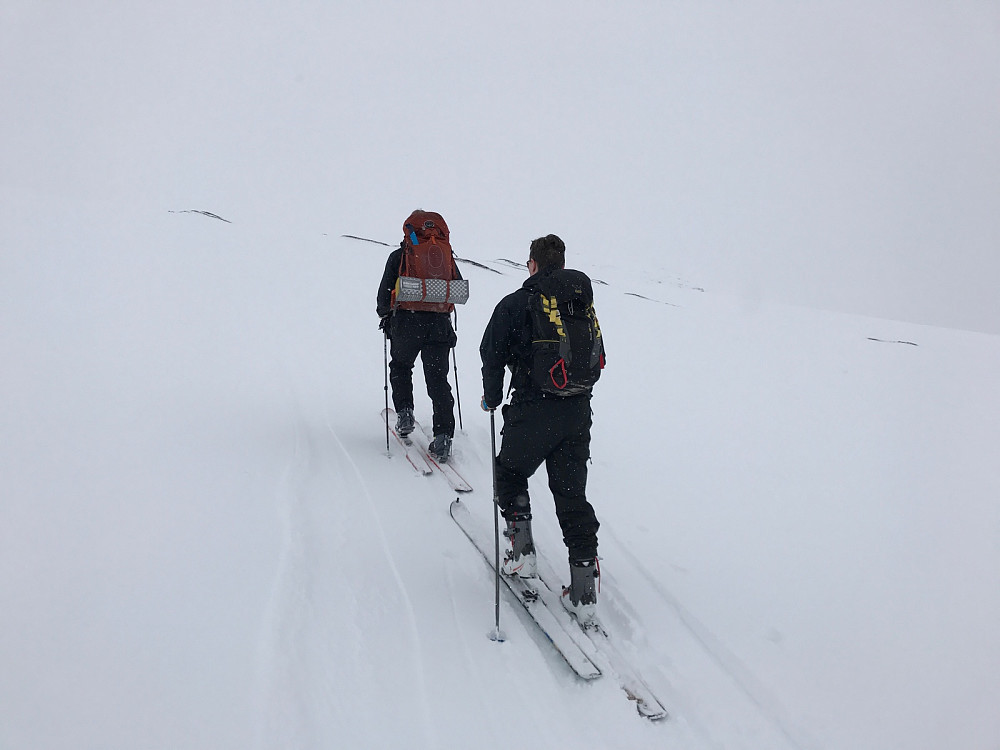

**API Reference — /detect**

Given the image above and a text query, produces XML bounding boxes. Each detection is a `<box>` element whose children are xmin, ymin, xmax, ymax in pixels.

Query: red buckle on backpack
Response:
<box><xmin>549</xmin><ymin>359</ymin><xmax>568</xmax><ymax>390</ymax></box>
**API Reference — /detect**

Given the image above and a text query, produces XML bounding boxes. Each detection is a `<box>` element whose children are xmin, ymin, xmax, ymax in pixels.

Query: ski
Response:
<box><xmin>411</xmin><ymin>419</ymin><xmax>473</xmax><ymax>493</ymax></box>
<box><xmin>381</xmin><ymin>409</ymin><xmax>472</xmax><ymax>492</ymax></box>
<box><xmin>381</xmin><ymin>408</ymin><xmax>433</xmax><ymax>475</ymax></box>
<box><xmin>449</xmin><ymin>499</ymin><xmax>601</xmax><ymax>680</ymax></box>
<box><xmin>534</xmin><ymin>558</ymin><xmax>669</xmax><ymax>721</ymax></box>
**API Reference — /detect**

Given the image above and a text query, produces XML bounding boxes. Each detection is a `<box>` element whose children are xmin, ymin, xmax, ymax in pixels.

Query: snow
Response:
<box><xmin>3</xmin><ymin>3</ymin><xmax>1000</xmax><ymax>749</ymax></box>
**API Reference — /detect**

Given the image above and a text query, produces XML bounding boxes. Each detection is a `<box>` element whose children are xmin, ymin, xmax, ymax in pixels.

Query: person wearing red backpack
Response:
<box><xmin>376</xmin><ymin>210</ymin><xmax>464</xmax><ymax>462</ymax></box>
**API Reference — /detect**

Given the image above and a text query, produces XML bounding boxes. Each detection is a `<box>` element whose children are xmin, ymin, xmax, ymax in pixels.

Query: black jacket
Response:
<box><xmin>480</xmin><ymin>267</ymin><xmax>598</xmax><ymax>407</ymax></box>
<box><xmin>376</xmin><ymin>244</ymin><xmax>405</xmax><ymax>319</ymax></box>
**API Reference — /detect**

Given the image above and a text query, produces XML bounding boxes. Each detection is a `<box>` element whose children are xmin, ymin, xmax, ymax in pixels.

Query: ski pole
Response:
<box><xmin>383</xmin><ymin>330</ymin><xmax>390</xmax><ymax>455</ymax></box>
<box><xmin>452</xmin><ymin>349</ymin><xmax>463</xmax><ymax>431</ymax></box>
<box><xmin>489</xmin><ymin>408</ymin><xmax>503</xmax><ymax>642</ymax></box>
<box><xmin>451</xmin><ymin>309</ymin><xmax>463</xmax><ymax>431</ymax></box>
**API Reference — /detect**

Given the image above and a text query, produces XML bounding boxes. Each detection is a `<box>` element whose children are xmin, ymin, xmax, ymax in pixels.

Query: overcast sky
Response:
<box><xmin>3</xmin><ymin>1</ymin><xmax>998</xmax><ymax>333</ymax></box>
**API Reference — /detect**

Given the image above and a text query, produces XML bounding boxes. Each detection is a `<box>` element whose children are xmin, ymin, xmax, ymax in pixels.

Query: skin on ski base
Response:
<box><xmin>382</xmin><ymin>408</ymin><xmax>433</xmax><ymax>475</ymax></box>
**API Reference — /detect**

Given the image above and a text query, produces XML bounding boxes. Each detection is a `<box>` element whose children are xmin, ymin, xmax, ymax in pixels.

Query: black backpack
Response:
<box><xmin>526</xmin><ymin>269</ymin><xmax>606</xmax><ymax>396</ymax></box>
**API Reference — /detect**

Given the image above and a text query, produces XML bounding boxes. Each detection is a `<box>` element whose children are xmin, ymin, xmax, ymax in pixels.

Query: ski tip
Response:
<box><xmin>628</xmin><ymin>692</ymin><xmax>669</xmax><ymax>721</ymax></box>
<box><xmin>638</xmin><ymin>705</ymin><xmax>669</xmax><ymax>721</ymax></box>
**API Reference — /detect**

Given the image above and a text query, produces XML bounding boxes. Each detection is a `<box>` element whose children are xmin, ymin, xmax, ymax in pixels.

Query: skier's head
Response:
<box><xmin>528</xmin><ymin>234</ymin><xmax>565</xmax><ymax>275</ymax></box>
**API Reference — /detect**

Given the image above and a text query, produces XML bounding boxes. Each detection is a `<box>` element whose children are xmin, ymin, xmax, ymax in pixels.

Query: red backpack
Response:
<box><xmin>392</xmin><ymin>210</ymin><xmax>466</xmax><ymax>313</ymax></box>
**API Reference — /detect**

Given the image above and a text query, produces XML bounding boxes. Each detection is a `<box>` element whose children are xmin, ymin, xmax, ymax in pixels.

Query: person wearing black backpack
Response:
<box><xmin>479</xmin><ymin>234</ymin><xmax>606</xmax><ymax>623</ymax></box>
<box><xmin>377</xmin><ymin>210</ymin><xmax>465</xmax><ymax>463</ymax></box>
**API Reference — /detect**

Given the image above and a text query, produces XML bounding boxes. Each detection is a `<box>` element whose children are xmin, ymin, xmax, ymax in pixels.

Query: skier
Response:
<box><xmin>479</xmin><ymin>234</ymin><xmax>604</xmax><ymax>622</ymax></box>
<box><xmin>377</xmin><ymin>210</ymin><xmax>462</xmax><ymax>463</ymax></box>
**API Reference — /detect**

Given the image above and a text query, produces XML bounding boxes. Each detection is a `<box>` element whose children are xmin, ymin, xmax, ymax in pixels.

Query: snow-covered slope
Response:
<box><xmin>4</xmin><ymin>2</ymin><xmax>1000</xmax><ymax>747</ymax></box>
<box><xmin>2</xmin><ymin>192</ymin><xmax>998</xmax><ymax>750</ymax></box>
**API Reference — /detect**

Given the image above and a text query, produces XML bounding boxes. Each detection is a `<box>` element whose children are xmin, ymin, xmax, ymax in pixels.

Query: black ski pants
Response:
<box><xmin>389</xmin><ymin>311</ymin><xmax>456</xmax><ymax>438</ymax></box>
<box><xmin>495</xmin><ymin>395</ymin><xmax>599</xmax><ymax>562</ymax></box>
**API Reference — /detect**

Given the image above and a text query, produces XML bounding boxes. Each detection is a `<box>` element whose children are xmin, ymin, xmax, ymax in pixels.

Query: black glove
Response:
<box><xmin>378</xmin><ymin>315</ymin><xmax>392</xmax><ymax>338</ymax></box>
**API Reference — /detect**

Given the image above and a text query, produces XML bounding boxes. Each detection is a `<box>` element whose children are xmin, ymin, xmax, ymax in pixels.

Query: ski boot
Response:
<box><xmin>395</xmin><ymin>407</ymin><xmax>415</xmax><ymax>439</ymax></box>
<box><xmin>561</xmin><ymin>559</ymin><xmax>598</xmax><ymax>623</ymax></box>
<box><xmin>501</xmin><ymin>512</ymin><xmax>537</xmax><ymax>578</ymax></box>
<box><xmin>428</xmin><ymin>433</ymin><xmax>452</xmax><ymax>463</ymax></box>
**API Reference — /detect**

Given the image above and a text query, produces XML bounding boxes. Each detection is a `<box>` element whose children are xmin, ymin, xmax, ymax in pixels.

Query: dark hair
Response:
<box><xmin>529</xmin><ymin>234</ymin><xmax>566</xmax><ymax>270</ymax></box>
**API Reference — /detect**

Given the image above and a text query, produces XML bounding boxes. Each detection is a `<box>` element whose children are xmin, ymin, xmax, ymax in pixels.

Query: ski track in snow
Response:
<box><xmin>322</xmin><ymin>411</ymin><xmax>439</xmax><ymax>750</ymax></box>
<box><xmin>605</xmin><ymin>526</ymin><xmax>814</xmax><ymax>750</ymax></box>
<box><xmin>254</xmin><ymin>388</ymin><xmax>440</xmax><ymax>749</ymax></box>
<box><xmin>442</xmin><ymin>563</ymin><xmax>505</xmax><ymax>737</ymax></box>
<box><xmin>254</xmin><ymin>402</ymin><xmax>318</xmax><ymax>750</ymax></box>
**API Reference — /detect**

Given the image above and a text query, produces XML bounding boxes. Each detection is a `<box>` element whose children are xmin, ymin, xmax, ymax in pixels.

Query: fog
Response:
<box><xmin>3</xmin><ymin>1</ymin><xmax>998</xmax><ymax>334</ymax></box>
